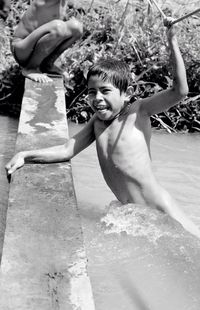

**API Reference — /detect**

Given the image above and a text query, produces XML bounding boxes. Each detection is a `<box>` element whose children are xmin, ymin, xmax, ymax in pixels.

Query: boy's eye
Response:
<box><xmin>88</xmin><ymin>90</ymin><xmax>96</xmax><ymax>96</ymax></box>
<box><xmin>88</xmin><ymin>88</ymin><xmax>111</xmax><ymax>96</ymax></box>
<box><xmin>102</xmin><ymin>89</ymin><xmax>110</xmax><ymax>94</ymax></box>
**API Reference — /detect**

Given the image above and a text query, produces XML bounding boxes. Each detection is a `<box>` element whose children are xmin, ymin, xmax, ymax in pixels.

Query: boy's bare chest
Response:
<box><xmin>94</xmin><ymin>112</ymin><xmax>150</xmax><ymax>161</ymax></box>
<box><xmin>95</xmin><ymin>117</ymin><xmax>136</xmax><ymax>155</ymax></box>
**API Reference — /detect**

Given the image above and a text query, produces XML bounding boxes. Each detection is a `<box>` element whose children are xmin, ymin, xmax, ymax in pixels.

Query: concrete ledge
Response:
<box><xmin>0</xmin><ymin>78</ymin><xmax>95</xmax><ymax>310</ymax></box>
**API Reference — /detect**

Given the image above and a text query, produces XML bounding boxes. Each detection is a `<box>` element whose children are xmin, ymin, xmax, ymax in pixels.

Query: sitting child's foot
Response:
<box><xmin>22</xmin><ymin>68</ymin><xmax>53</xmax><ymax>83</ymax></box>
<box><xmin>40</xmin><ymin>63</ymin><xmax>69</xmax><ymax>80</ymax></box>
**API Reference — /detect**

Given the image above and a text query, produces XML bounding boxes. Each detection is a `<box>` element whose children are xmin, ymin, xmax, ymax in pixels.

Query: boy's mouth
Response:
<box><xmin>93</xmin><ymin>104</ymin><xmax>109</xmax><ymax>111</ymax></box>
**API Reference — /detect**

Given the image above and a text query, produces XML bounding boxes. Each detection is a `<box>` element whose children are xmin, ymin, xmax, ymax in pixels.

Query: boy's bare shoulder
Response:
<box><xmin>128</xmin><ymin>99</ymin><xmax>146</xmax><ymax>115</ymax></box>
<box><xmin>86</xmin><ymin>114</ymin><xmax>98</xmax><ymax>129</ymax></box>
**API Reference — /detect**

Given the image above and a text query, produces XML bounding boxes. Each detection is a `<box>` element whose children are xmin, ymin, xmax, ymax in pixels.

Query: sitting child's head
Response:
<box><xmin>87</xmin><ymin>58</ymin><xmax>133</xmax><ymax>122</ymax></box>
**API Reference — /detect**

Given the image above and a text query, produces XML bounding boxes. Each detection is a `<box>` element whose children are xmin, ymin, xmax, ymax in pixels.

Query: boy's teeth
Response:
<box><xmin>97</xmin><ymin>106</ymin><xmax>107</xmax><ymax>110</ymax></box>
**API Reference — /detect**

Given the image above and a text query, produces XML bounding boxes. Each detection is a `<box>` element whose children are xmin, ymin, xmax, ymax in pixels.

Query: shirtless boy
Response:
<box><xmin>6</xmin><ymin>19</ymin><xmax>200</xmax><ymax>238</ymax></box>
<box><xmin>10</xmin><ymin>0</ymin><xmax>83</xmax><ymax>83</ymax></box>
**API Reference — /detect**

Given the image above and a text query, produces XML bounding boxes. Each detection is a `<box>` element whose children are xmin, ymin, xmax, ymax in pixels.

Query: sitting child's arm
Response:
<box><xmin>5</xmin><ymin>115</ymin><xmax>96</xmax><ymax>176</ymax></box>
<box><xmin>140</xmin><ymin>17</ymin><xmax>188</xmax><ymax>116</ymax></box>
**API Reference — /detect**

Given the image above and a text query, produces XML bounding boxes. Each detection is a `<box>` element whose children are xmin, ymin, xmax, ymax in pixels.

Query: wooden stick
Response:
<box><xmin>151</xmin><ymin>0</ymin><xmax>166</xmax><ymax>18</ymax></box>
<box><xmin>145</xmin><ymin>0</ymin><xmax>153</xmax><ymax>8</ymax></box>
<box><xmin>171</xmin><ymin>8</ymin><xmax>200</xmax><ymax>25</ymax></box>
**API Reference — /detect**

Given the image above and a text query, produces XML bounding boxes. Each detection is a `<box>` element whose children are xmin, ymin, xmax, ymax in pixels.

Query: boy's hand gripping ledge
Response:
<box><xmin>5</xmin><ymin>152</ymin><xmax>25</xmax><ymax>181</ymax></box>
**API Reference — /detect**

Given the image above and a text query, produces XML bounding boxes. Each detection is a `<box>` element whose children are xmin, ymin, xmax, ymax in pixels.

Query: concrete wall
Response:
<box><xmin>0</xmin><ymin>78</ymin><xmax>95</xmax><ymax>310</ymax></box>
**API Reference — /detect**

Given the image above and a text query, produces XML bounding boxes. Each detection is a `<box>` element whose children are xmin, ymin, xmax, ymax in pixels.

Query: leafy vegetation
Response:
<box><xmin>0</xmin><ymin>0</ymin><xmax>200</xmax><ymax>132</ymax></box>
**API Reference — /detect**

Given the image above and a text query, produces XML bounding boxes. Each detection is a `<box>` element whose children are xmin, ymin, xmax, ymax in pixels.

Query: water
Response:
<box><xmin>1</xmin><ymin>118</ymin><xmax>199</xmax><ymax>222</ymax></box>
<box><xmin>69</xmin><ymin>122</ymin><xmax>200</xmax><ymax>222</ymax></box>
<box><xmin>0</xmin><ymin>115</ymin><xmax>18</xmax><ymax>256</ymax></box>
<box><xmin>1</xmin><ymin>117</ymin><xmax>200</xmax><ymax>309</ymax></box>
<box><xmin>69</xmin><ymin>122</ymin><xmax>200</xmax><ymax>310</ymax></box>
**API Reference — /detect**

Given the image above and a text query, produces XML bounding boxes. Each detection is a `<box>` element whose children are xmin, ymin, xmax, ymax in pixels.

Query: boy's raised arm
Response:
<box><xmin>140</xmin><ymin>17</ymin><xmax>188</xmax><ymax>116</ymax></box>
<box><xmin>5</xmin><ymin>115</ymin><xmax>96</xmax><ymax>177</ymax></box>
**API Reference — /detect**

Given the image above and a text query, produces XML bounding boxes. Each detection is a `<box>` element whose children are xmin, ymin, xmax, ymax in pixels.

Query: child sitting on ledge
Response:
<box><xmin>10</xmin><ymin>0</ymin><xmax>83</xmax><ymax>83</ymax></box>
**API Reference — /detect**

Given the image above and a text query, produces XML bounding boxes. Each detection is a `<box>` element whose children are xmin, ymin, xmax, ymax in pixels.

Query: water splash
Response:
<box><xmin>101</xmin><ymin>200</ymin><xmax>180</xmax><ymax>244</ymax></box>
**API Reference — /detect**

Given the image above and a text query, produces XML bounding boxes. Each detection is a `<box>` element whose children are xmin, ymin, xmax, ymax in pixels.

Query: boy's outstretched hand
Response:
<box><xmin>5</xmin><ymin>152</ymin><xmax>25</xmax><ymax>181</ymax></box>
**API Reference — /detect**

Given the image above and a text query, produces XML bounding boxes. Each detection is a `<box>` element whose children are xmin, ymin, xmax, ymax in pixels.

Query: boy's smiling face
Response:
<box><xmin>88</xmin><ymin>75</ymin><xmax>127</xmax><ymax>121</ymax></box>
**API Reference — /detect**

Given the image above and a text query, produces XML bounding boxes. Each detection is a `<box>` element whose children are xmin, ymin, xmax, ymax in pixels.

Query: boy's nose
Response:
<box><xmin>95</xmin><ymin>91</ymin><xmax>103</xmax><ymax>101</ymax></box>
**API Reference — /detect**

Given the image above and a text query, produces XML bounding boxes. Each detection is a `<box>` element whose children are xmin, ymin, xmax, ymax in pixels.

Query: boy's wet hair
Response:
<box><xmin>87</xmin><ymin>58</ymin><xmax>131</xmax><ymax>93</ymax></box>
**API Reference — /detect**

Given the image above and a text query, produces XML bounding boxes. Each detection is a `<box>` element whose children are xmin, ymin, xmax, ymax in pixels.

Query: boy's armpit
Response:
<box><xmin>71</xmin><ymin>115</ymin><xmax>96</xmax><ymax>156</ymax></box>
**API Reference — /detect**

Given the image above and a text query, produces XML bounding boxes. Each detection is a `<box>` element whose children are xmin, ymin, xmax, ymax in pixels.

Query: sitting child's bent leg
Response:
<box><xmin>11</xmin><ymin>37</ymin><xmax>53</xmax><ymax>83</ymax></box>
<box><xmin>11</xmin><ymin>19</ymin><xmax>82</xmax><ymax>83</ymax></box>
<box><xmin>40</xmin><ymin>18</ymin><xmax>83</xmax><ymax>76</ymax></box>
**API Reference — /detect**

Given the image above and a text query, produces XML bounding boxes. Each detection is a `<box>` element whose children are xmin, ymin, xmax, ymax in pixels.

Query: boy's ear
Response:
<box><xmin>125</xmin><ymin>86</ymin><xmax>134</xmax><ymax>101</ymax></box>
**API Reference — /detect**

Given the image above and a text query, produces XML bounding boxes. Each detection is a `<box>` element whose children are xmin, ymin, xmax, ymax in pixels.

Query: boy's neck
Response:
<box><xmin>103</xmin><ymin>102</ymin><xmax>132</xmax><ymax>126</ymax></box>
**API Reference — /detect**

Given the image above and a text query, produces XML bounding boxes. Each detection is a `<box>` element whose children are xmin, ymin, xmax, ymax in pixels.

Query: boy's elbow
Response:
<box><xmin>64</xmin><ymin>139</ymin><xmax>75</xmax><ymax>160</ymax></box>
<box><xmin>172</xmin><ymin>84</ymin><xmax>189</xmax><ymax>101</ymax></box>
<box><xmin>180</xmin><ymin>83</ymin><xmax>189</xmax><ymax>98</ymax></box>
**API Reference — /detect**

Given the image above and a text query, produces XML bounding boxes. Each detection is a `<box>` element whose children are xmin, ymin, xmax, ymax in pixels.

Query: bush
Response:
<box><xmin>0</xmin><ymin>0</ymin><xmax>200</xmax><ymax>131</ymax></box>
